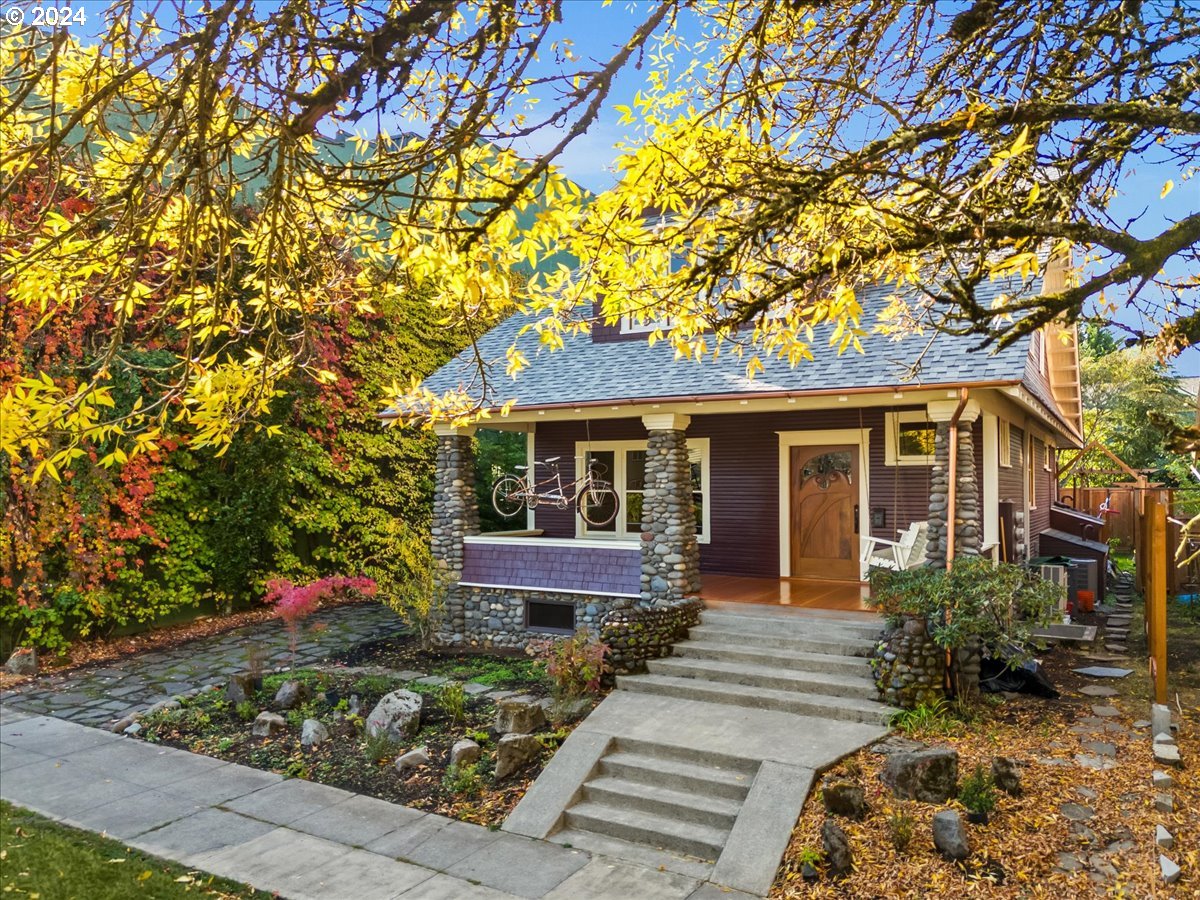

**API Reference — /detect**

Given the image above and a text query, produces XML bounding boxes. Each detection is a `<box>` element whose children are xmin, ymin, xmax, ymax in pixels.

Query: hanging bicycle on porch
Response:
<box><xmin>491</xmin><ymin>456</ymin><xmax>620</xmax><ymax>527</ymax></box>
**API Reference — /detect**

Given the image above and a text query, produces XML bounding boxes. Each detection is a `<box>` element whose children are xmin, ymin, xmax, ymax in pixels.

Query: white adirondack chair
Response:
<box><xmin>860</xmin><ymin>520</ymin><xmax>929</xmax><ymax>571</ymax></box>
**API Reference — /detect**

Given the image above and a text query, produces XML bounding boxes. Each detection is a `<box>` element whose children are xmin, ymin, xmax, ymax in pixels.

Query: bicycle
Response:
<box><xmin>491</xmin><ymin>455</ymin><xmax>620</xmax><ymax>527</ymax></box>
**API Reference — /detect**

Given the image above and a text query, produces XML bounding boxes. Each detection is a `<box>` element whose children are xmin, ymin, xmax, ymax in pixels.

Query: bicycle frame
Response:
<box><xmin>522</xmin><ymin>457</ymin><xmax>606</xmax><ymax>506</ymax></box>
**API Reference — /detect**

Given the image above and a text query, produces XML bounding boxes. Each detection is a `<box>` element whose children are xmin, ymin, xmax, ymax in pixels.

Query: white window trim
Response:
<box><xmin>998</xmin><ymin>420</ymin><xmax>1012</xmax><ymax>467</ymax></box>
<box><xmin>884</xmin><ymin>411</ymin><xmax>936</xmax><ymax>466</ymax></box>
<box><xmin>619</xmin><ymin>313</ymin><xmax>671</xmax><ymax>335</ymax></box>
<box><xmin>574</xmin><ymin>438</ymin><xmax>711</xmax><ymax>544</ymax></box>
<box><xmin>1044</xmin><ymin>440</ymin><xmax>1054</xmax><ymax>472</ymax></box>
<box><xmin>1027</xmin><ymin>434</ymin><xmax>1038</xmax><ymax>509</ymax></box>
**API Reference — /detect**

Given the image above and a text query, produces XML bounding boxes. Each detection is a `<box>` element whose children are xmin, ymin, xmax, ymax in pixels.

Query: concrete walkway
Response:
<box><xmin>0</xmin><ymin>709</ymin><xmax>740</xmax><ymax>900</ymax></box>
<box><xmin>1</xmin><ymin>603</ymin><xmax>405</xmax><ymax>729</ymax></box>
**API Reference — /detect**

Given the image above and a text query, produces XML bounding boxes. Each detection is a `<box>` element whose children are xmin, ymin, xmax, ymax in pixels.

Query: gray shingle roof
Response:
<box><xmin>420</xmin><ymin>273</ymin><xmax>1054</xmax><ymax>410</ymax></box>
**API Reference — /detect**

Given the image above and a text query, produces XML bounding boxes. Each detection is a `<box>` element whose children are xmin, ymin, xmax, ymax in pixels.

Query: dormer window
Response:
<box><xmin>620</xmin><ymin>314</ymin><xmax>671</xmax><ymax>335</ymax></box>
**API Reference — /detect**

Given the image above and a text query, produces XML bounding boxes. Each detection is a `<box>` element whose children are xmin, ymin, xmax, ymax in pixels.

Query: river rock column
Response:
<box><xmin>639</xmin><ymin>413</ymin><xmax>701</xmax><ymax>607</ymax></box>
<box><xmin>924</xmin><ymin>400</ymin><xmax>981</xmax><ymax>567</ymax></box>
<box><xmin>431</xmin><ymin>424</ymin><xmax>479</xmax><ymax>638</ymax></box>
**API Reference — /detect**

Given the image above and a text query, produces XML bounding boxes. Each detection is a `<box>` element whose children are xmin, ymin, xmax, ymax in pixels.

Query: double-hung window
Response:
<box><xmin>576</xmin><ymin>439</ymin><xmax>710</xmax><ymax>543</ymax></box>
<box><xmin>884</xmin><ymin>411</ymin><xmax>937</xmax><ymax>466</ymax></box>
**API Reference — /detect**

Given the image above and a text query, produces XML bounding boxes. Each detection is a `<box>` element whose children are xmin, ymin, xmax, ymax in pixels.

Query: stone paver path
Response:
<box><xmin>1</xmin><ymin>603</ymin><xmax>404</xmax><ymax>729</ymax></box>
<box><xmin>0</xmin><ymin>711</ymin><xmax>722</xmax><ymax>900</ymax></box>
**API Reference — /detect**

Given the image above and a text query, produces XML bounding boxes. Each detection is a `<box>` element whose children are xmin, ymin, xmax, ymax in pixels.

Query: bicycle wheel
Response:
<box><xmin>492</xmin><ymin>476</ymin><xmax>527</xmax><ymax>519</ymax></box>
<box><xmin>578</xmin><ymin>484</ymin><xmax>620</xmax><ymax>527</ymax></box>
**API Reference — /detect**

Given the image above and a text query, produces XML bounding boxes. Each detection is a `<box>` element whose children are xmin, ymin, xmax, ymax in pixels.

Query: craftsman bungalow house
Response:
<box><xmin>406</xmin><ymin>260</ymin><xmax>1083</xmax><ymax>649</ymax></box>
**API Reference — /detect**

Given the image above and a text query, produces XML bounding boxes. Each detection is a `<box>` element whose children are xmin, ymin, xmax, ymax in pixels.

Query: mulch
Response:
<box><xmin>773</xmin><ymin>643</ymin><xmax>1196</xmax><ymax>898</ymax></box>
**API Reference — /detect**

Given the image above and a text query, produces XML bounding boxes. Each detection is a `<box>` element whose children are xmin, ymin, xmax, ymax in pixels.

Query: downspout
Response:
<box><xmin>944</xmin><ymin>387</ymin><xmax>970</xmax><ymax>695</ymax></box>
<box><xmin>944</xmin><ymin>388</ymin><xmax>971</xmax><ymax>571</ymax></box>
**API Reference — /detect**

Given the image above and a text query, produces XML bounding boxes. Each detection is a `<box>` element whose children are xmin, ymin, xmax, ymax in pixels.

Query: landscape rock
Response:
<box><xmin>932</xmin><ymin>810</ymin><xmax>970</xmax><ymax>861</ymax></box>
<box><xmin>881</xmin><ymin>747</ymin><xmax>959</xmax><ymax>802</ymax></box>
<box><xmin>1154</xmin><ymin>793</ymin><xmax>1174</xmax><ymax>814</ymax></box>
<box><xmin>822</xmin><ymin>782</ymin><xmax>867</xmax><ymax>820</ymax></box>
<box><xmin>821</xmin><ymin>821</ymin><xmax>853</xmax><ymax>876</ymax></box>
<box><xmin>1153</xmin><ymin>731</ymin><xmax>1176</xmax><ymax>745</ymax></box>
<box><xmin>450</xmin><ymin>739</ymin><xmax>482</xmax><ymax>767</ymax></box>
<box><xmin>274</xmin><ymin>680</ymin><xmax>312</xmax><ymax>710</ymax></box>
<box><xmin>1152</xmin><ymin>769</ymin><xmax>1174</xmax><ymax>790</ymax></box>
<box><xmin>494</xmin><ymin>695</ymin><xmax>547</xmax><ymax>735</ymax></box>
<box><xmin>1054</xmin><ymin>852</ymin><xmax>1085</xmax><ymax>872</ymax></box>
<box><xmin>1151</xmin><ymin>703</ymin><xmax>1172</xmax><ymax>736</ymax></box>
<box><xmin>1153</xmin><ymin>742</ymin><xmax>1181</xmax><ymax>767</ymax></box>
<box><xmin>366</xmin><ymin>690</ymin><xmax>423</xmax><ymax>743</ymax></box>
<box><xmin>395</xmin><ymin>746</ymin><xmax>431</xmax><ymax>773</ymax></box>
<box><xmin>251</xmin><ymin>711</ymin><xmax>286</xmax><ymax>737</ymax></box>
<box><xmin>4</xmin><ymin>648</ymin><xmax>37</xmax><ymax>676</ymax></box>
<box><xmin>110</xmin><ymin>715</ymin><xmax>138</xmax><ymax>734</ymax></box>
<box><xmin>990</xmin><ymin>757</ymin><xmax>1022</xmax><ymax>796</ymax></box>
<box><xmin>348</xmin><ymin>694</ymin><xmax>361</xmax><ymax>716</ymax></box>
<box><xmin>1058</xmin><ymin>802</ymin><xmax>1094</xmax><ymax>822</ymax></box>
<box><xmin>870</xmin><ymin>736</ymin><xmax>926</xmax><ymax>756</ymax></box>
<box><xmin>1079</xmin><ymin>685</ymin><xmax>1117</xmax><ymax>698</ymax></box>
<box><xmin>123</xmin><ymin>722</ymin><xmax>142</xmax><ymax>736</ymax></box>
<box><xmin>1156</xmin><ymin>825</ymin><xmax>1174</xmax><ymax>850</ymax></box>
<box><xmin>1160</xmin><ymin>854</ymin><xmax>1181</xmax><ymax>885</ymax></box>
<box><xmin>225</xmin><ymin>673</ymin><xmax>261</xmax><ymax>704</ymax></box>
<box><xmin>300</xmin><ymin>718</ymin><xmax>329</xmax><ymax>747</ymax></box>
<box><xmin>1090</xmin><ymin>705</ymin><xmax>1120</xmax><ymax>718</ymax></box>
<box><xmin>494</xmin><ymin>733</ymin><xmax>542</xmax><ymax>779</ymax></box>
<box><xmin>1080</xmin><ymin>741</ymin><xmax>1116</xmax><ymax>758</ymax></box>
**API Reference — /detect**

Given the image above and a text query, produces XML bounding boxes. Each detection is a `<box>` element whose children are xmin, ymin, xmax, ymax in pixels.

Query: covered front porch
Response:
<box><xmin>428</xmin><ymin>394</ymin><xmax>999</xmax><ymax>648</ymax></box>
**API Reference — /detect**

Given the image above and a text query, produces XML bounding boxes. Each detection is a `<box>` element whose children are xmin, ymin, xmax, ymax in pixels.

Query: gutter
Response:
<box><xmin>381</xmin><ymin>378</ymin><xmax>1024</xmax><ymax>421</ymax></box>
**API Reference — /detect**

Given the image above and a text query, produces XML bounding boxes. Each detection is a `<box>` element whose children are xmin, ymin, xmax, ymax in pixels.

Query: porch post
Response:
<box><xmin>924</xmin><ymin>400</ymin><xmax>981</xmax><ymax>566</ymax></box>
<box><xmin>640</xmin><ymin>413</ymin><xmax>701</xmax><ymax>606</ymax></box>
<box><xmin>431</xmin><ymin>424</ymin><xmax>479</xmax><ymax>637</ymax></box>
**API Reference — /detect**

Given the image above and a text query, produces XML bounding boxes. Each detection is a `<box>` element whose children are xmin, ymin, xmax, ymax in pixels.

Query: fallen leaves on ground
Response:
<box><xmin>774</xmin><ymin>691</ymin><xmax>1196</xmax><ymax>898</ymax></box>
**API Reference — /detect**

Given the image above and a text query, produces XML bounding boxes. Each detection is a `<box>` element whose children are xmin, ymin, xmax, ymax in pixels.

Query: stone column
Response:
<box><xmin>924</xmin><ymin>400</ymin><xmax>981</xmax><ymax>567</ymax></box>
<box><xmin>431</xmin><ymin>425</ymin><xmax>479</xmax><ymax>636</ymax></box>
<box><xmin>639</xmin><ymin>413</ymin><xmax>701</xmax><ymax>607</ymax></box>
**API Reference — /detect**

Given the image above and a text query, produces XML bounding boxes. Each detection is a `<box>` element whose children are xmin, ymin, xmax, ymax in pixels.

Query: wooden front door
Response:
<box><xmin>789</xmin><ymin>444</ymin><xmax>860</xmax><ymax>581</ymax></box>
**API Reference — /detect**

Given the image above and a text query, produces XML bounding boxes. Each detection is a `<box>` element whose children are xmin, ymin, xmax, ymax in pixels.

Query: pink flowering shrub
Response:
<box><xmin>264</xmin><ymin>575</ymin><xmax>377</xmax><ymax>667</ymax></box>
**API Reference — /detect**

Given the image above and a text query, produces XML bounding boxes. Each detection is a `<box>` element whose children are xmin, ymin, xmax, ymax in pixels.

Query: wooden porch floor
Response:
<box><xmin>699</xmin><ymin>574</ymin><xmax>873</xmax><ymax>613</ymax></box>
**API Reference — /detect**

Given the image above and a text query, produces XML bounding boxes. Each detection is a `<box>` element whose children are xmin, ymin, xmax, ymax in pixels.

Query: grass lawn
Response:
<box><xmin>0</xmin><ymin>801</ymin><xmax>266</xmax><ymax>900</ymax></box>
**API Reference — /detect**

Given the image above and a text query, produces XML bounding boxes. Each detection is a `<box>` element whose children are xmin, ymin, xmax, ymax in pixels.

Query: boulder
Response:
<box><xmin>881</xmin><ymin>747</ymin><xmax>959</xmax><ymax>802</ymax></box>
<box><xmin>251</xmin><ymin>711</ymin><xmax>286</xmax><ymax>737</ymax></box>
<box><xmin>495</xmin><ymin>733</ymin><xmax>542</xmax><ymax>780</ymax></box>
<box><xmin>300</xmin><ymin>718</ymin><xmax>329</xmax><ymax>747</ymax></box>
<box><xmin>494</xmin><ymin>696</ymin><xmax>547</xmax><ymax>735</ymax></box>
<box><xmin>1156</xmin><ymin>825</ymin><xmax>1174</xmax><ymax>850</ymax></box>
<box><xmin>820</xmin><ymin>821</ymin><xmax>853</xmax><ymax>876</ymax></box>
<box><xmin>932</xmin><ymin>810</ymin><xmax>970</xmax><ymax>861</ymax></box>
<box><xmin>450</xmin><ymin>739</ymin><xmax>482</xmax><ymax>768</ymax></box>
<box><xmin>274</xmin><ymin>680</ymin><xmax>312</xmax><ymax>710</ymax></box>
<box><xmin>4</xmin><ymin>648</ymin><xmax>37</xmax><ymax>676</ymax></box>
<box><xmin>1160</xmin><ymin>854</ymin><xmax>1181</xmax><ymax>885</ymax></box>
<box><xmin>990</xmin><ymin>757</ymin><xmax>1022</xmax><ymax>796</ymax></box>
<box><xmin>225</xmin><ymin>673</ymin><xmax>261</xmax><ymax>704</ymax></box>
<box><xmin>395</xmin><ymin>747</ymin><xmax>431</xmax><ymax>773</ymax></box>
<box><xmin>366</xmin><ymin>690</ymin><xmax>423</xmax><ymax>743</ymax></box>
<box><xmin>822</xmin><ymin>782</ymin><xmax>867</xmax><ymax>820</ymax></box>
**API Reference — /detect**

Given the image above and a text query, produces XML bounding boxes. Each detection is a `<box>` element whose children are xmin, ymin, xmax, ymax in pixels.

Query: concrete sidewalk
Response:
<box><xmin>0</xmin><ymin>709</ymin><xmax>742</xmax><ymax>900</ymax></box>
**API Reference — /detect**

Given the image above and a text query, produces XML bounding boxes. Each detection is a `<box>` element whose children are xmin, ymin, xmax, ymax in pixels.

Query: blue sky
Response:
<box><xmin>68</xmin><ymin>0</ymin><xmax>1200</xmax><ymax>373</ymax></box>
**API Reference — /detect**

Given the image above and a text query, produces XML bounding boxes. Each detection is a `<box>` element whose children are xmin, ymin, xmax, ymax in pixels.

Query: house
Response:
<box><xmin>400</xmin><ymin>258</ymin><xmax>1083</xmax><ymax>649</ymax></box>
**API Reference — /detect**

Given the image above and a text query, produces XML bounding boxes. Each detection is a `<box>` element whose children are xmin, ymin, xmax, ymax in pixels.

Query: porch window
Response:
<box><xmin>884</xmin><ymin>411</ymin><xmax>936</xmax><ymax>465</ymax></box>
<box><xmin>576</xmin><ymin>438</ymin><xmax>710</xmax><ymax>543</ymax></box>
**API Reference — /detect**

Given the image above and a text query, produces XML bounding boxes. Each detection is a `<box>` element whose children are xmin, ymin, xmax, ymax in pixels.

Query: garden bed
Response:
<box><xmin>134</xmin><ymin>636</ymin><xmax>604</xmax><ymax>827</ymax></box>
<box><xmin>772</xmin><ymin>641</ymin><xmax>1196</xmax><ymax>898</ymax></box>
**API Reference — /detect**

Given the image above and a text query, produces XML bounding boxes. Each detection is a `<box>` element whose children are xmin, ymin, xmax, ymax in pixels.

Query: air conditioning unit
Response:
<box><xmin>1037</xmin><ymin>565</ymin><xmax>1070</xmax><ymax>614</ymax></box>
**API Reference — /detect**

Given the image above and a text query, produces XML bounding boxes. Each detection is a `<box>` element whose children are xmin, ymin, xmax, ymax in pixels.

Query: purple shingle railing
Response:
<box><xmin>461</xmin><ymin>537</ymin><xmax>641</xmax><ymax>597</ymax></box>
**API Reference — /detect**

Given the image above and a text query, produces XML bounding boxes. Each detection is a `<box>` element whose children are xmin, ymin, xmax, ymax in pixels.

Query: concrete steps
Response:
<box><xmin>559</xmin><ymin>739</ymin><xmax>757</xmax><ymax>863</ymax></box>
<box><xmin>672</xmin><ymin>639</ymin><xmax>873</xmax><ymax>676</ymax></box>
<box><xmin>647</xmin><ymin>656</ymin><xmax>879</xmax><ymax>701</ymax></box>
<box><xmin>687</xmin><ymin>624</ymin><xmax>872</xmax><ymax>656</ymax></box>
<box><xmin>701</xmin><ymin>609</ymin><xmax>882</xmax><ymax>640</ymax></box>
<box><xmin>617</xmin><ymin>672</ymin><xmax>892</xmax><ymax>725</ymax></box>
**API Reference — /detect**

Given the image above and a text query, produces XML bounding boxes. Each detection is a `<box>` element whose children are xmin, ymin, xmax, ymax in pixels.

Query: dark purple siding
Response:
<box><xmin>533</xmin><ymin>407</ymin><xmax>938</xmax><ymax>579</ymax></box>
<box><xmin>590</xmin><ymin>301</ymin><xmax>641</xmax><ymax>344</ymax></box>
<box><xmin>998</xmin><ymin>422</ymin><xmax>1024</xmax><ymax>507</ymax></box>
<box><xmin>1029</xmin><ymin>437</ymin><xmax>1051</xmax><ymax>553</ymax></box>
<box><xmin>462</xmin><ymin>540</ymin><xmax>641</xmax><ymax>596</ymax></box>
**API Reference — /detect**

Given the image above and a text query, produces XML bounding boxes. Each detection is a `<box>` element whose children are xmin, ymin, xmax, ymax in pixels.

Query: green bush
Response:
<box><xmin>888</xmin><ymin>810</ymin><xmax>916</xmax><ymax>851</ymax></box>
<box><xmin>442</xmin><ymin>762</ymin><xmax>483</xmax><ymax>797</ymax></box>
<box><xmin>958</xmin><ymin>763</ymin><xmax>998</xmax><ymax>815</ymax></box>
<box><xmin>439</xmin><ymin>682</ymin><xmax>467</xmax><ymax>724</ymax></box>
<box><xmin>363</xmin><ymin>732</ymin><xmax>401</xmax><ymax>764</ymax></box>
<box><xmin>235</xmin><ymin>700</ymin><xmax>258</xmax><ymax>722</ymax></box>
<box><xmin>868</xmin><ymin>558</ymin><xmax>1062</xmax><ymax>665</ymax></box>
<box><xmin>887</xmin><ymin>699</ymin><xmax>962</xmax><ymax>736</ymax></box>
